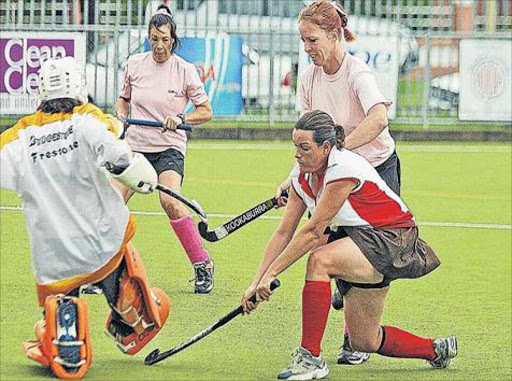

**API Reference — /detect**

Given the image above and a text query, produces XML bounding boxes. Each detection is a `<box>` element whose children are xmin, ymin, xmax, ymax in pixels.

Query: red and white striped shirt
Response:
<box><xmin>292</xmin><ymin>148</ymin><xmax>415</xmax><ymax>228</ymax></box>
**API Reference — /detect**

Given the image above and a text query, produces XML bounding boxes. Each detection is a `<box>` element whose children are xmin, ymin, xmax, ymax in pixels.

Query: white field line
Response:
<box><xmin>1</xmin><ymin>206</ymin><xmax>510</xmax><ymax>230</ymax></box>
<box><xmin>187</xmin><ymin>143</ymin><xmax>511</xmax><ymax>154</ymax></box>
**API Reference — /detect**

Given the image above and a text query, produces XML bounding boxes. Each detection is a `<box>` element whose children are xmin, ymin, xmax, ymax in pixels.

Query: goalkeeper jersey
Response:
<box><xmin>0</xmin><ymin>104</ymin><xmax>132</xmax><ymax>285</ymax></box>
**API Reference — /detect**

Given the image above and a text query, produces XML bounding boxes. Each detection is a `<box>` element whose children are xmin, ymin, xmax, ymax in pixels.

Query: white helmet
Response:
<box><xmin>39</xmin><ymin>57</ymin><xmax>88</xmax><ymax>104</ymax></box>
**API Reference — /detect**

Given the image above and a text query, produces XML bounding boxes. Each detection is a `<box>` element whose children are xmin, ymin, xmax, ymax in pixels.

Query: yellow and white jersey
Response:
<box><xmin>1</xmin><ymin>104</ymin><xmax>131</xmax><ymax>285</ymax></box>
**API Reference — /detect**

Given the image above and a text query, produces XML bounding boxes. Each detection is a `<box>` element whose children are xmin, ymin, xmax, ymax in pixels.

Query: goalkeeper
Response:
<box><xmin>0</xmin><ymin>57</ymin><xmax>170</xmax><ymax>379</ymax></box>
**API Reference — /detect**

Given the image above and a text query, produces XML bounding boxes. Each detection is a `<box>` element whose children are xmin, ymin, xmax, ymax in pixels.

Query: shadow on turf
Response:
<box><xmin>21</xmin><ymin>364</ymin><xmax>53</xmax><ymax>378</ymax></box>
<box><xmin>345</xmin><ymin>366</ymin><xmax>461</xmax><ymax>377</ymax></box>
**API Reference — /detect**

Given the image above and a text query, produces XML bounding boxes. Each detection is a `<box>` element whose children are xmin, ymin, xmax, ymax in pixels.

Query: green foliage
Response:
<box><xmin>1</xmin><ymin>141</ymin><xmax>511</xmax><ymax>380</ymax></box>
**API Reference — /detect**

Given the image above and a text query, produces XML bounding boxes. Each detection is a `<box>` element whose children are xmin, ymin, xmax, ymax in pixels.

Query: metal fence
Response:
<box><xmin>1</xmin><ymin>0</ymin><xmax>511</xmax><ymax>125</ymax></box>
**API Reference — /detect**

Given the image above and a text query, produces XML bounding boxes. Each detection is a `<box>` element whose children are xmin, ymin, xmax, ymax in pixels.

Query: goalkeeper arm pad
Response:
<box><xmin>111</xmin><ymin>152</ymin><xmax>157</xmax><ymax>194</ymax></box>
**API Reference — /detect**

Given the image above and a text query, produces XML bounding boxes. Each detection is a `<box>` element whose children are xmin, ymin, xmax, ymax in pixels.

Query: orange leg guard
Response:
<box><xmin>23</xmin><ymin>295</ymin><xmax>92</xmax><ymax>379</ymax></box>
<box><xmin>105</xmin><ymin>242</ymin><xmax>171</xmax><ymax>355</ymax></box>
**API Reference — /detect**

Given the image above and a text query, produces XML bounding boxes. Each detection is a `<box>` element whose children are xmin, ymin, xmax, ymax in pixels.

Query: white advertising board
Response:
<box><xmin>298</xmin><ymin>35</ymin><xmax>399</xmax><ymax>119</ymax></box>
<box><xmin>459</xmin><ymin>39</ymin><xmax>511</xmax><ymax>121</ymax></box>
<box><xmin>0</xmin><ymin>32</ymin><xmax>86</xmax><ymax>115</ymax></box>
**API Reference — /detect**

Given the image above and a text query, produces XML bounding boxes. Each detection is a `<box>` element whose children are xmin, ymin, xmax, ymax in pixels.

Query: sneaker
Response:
<box><xmin>192</xmin><ymin>259</ymin><xmax>214</xmax><ymax>294</ymax></box>
<box><xmin>277</xmin><ymin>347</ymin><xmax>329</xmax><ymax>380</ymax></box>
<box><xmin>338</xmin><ymin>333</ymin><xmax>370</xmax><ymax>365</ymax></box>
<box><xmin>331</xmin><ymin>288</ymin><xmax>344</xmax><ymax>310</ymax></box>
<box><xmin>428</xmin><ymin>336</ymin><xmax>458</xmax><ymax>368</ymax></box>
<box><xmin>79</xmin><ymin>284</ymin><xmax>103</xmax><ymax>295</ymax></box>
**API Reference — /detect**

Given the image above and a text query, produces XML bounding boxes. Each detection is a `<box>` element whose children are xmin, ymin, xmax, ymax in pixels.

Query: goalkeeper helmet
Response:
<box><xmin>39</xmin><ymin>57</ymin><xmax>88</xmax><ymax>104</ymax></box>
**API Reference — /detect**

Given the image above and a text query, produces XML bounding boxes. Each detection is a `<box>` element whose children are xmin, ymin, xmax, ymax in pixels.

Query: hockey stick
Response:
<box><xmin>198</xmin><ymin>190</ymin><xmax>288</xmax><ymax>242</ymax></box>
<box><xmin>155</xmin><ymin>184</ymin><xmax>207</xmax><ymax>222</ymax></box>
<box><xmin>144</xmin><ymin>279</ymin><xmax>281</xmax><ymax>365</ymax></box>
<box><xmin>125</xmin><ymin>118</ymin><xmax>193</xmax><ymax>131</ymax></box>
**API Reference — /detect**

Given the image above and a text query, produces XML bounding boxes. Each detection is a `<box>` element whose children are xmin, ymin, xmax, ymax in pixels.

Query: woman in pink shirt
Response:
<box><xmin>115</xmin><ymin>5</ymin><xmax>214</xmax><ymax>294</ymax></box>
<box><xmin>276</xmin><ymin>0</ymin><xmax>403</xmax><ymax>365</ymax></box>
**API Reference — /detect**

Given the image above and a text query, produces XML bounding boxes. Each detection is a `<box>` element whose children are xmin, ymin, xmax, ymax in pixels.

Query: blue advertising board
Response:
<box><xmin>145</xmin><ymin>33</ymin><xmax>243</xmax><ymax>115</ymax></box>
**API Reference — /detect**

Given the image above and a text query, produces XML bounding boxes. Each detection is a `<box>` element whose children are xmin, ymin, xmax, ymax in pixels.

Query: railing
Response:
<box><xmin>1</xmin><ymin>0</ymin><xmax>511</xmax><ymax>126</ymax></box>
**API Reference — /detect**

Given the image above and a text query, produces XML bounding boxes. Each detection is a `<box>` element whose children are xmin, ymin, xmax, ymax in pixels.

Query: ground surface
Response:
<box><xmin>1</xmin><ymin>141</ymin><xmax>510</xmax><ymax>380</ymax></box>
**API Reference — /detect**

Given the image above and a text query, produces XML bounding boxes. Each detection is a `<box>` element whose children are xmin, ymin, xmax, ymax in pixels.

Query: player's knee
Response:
<box><xmin>349</xmin><ymin>332</ymin><xmax>381</xmax><ymax>353</ymax></box>
<box><xmin>306</xmin><ymin>250</ymin><xmax>331</xmax><ymax>278</ymax></box>
<box><xmin>24</xmin><ymin>295</ymin><xmax>92</xmax><ymax>379</ymax></box>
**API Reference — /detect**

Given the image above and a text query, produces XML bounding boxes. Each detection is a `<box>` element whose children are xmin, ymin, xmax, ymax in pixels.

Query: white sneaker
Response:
<box><xmin>337</xmin><ymin>333</ymin><xmax>370</xmax><ymax>365</ymax></box>
<box><xmin>427</xmin><ymin>336</ymin><xmax>458</xmax><ymax>368</ymax></box>
<box><xmin>277</xmin><ymin>347</ymin><xmax>329</xmax><ymax>380</ymax></box>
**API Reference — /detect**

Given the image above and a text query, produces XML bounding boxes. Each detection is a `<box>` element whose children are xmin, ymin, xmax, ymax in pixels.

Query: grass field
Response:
<box><xmin>1</xmin><ymin>141</ymin><xmax>511</xmax><ymax>381</ymax></box>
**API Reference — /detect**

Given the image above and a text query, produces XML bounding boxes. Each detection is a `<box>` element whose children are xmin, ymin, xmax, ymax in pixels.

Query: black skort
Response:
<box><xmin>140</xmin><ymin>148</ymin><xmax>185</xmax><ymax>177</ymax></box>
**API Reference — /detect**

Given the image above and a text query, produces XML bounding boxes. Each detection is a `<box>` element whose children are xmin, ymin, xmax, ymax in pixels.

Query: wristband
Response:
<box><xmin>177</xmin><ymin>113</ymin><xmax>186</xmax><ymax>124</ymax></box>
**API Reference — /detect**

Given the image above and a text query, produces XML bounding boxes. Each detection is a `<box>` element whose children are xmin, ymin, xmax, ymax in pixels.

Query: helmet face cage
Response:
<box><xmin>39</xmin><ymin>57</ymin><xmax>88</xmax><ymax>104</ymax></box>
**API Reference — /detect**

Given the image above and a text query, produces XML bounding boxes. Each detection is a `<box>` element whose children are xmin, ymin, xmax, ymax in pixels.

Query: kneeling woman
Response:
<box><xmin>241</xmin><ymin>110</ymin><xmax>457</xmax><ymax>380</ymax></box>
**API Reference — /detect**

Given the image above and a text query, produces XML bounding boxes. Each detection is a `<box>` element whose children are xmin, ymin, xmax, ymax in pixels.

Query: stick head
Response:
<box><xmin>144</xmin><ymin>349</ymin><xmax>161</xmax><ymax>365</ymax></box>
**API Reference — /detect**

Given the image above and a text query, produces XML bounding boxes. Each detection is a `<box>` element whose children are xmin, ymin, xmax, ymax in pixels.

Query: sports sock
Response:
<box><xmin>377</xmin><ymin>325</ymin><xmax>436</xmax><ymax>360</ymax></box>
<box><xmin>170</xmin><ymin>215</ymin><xmax>209</xmax><ymax>263</ymax></box>
<box><xmin>301</xmin><ymin>280</ymin><xmax>331</xmax><ymax>357</ymax></box>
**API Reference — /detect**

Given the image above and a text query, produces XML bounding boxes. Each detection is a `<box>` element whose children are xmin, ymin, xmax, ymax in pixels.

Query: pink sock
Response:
<box><xmin>170</xmin><ymin>215</ymin><xmax>209</xmax><ymax>263</ymax></box>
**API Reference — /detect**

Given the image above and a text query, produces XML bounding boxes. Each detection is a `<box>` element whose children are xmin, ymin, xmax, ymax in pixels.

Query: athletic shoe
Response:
<box><xmin>193</xmin><ymin>259</ymin><xmax>214</xmax><ymax>294</ymax></box>
<box><xmin>79</xmin><ymin>284</ymin><xmax>103</xmax><ymax>295</ymax></box>
<box><xmin>277</xmin><ymin>347</ymin><xmax>329</xmax><ymax>380</ymax></box>
<box><xmin>338</xmin><ymin>333</ymin><xmax>370</xmax><ymax>365</ymax></box>
<box><xmin>428</xmin><ymin>336</ymin><xmax>458</xmax><ymax>368</ymax></box>
<box><xmin>331</xmin><ymin>288</ymin><xmax>344</xmax><ymax>310</ymax></box>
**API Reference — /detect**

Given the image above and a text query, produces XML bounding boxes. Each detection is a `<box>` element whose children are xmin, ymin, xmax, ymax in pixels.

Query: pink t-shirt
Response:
<box><xmin>120</xmin><ymin>52</ymin><xmax>208</xmax><ymax>154</ymax></box>
<box><xmin>299</xmin><ymin>53</ymin><xmax>394</xmax><ymax>167</ymax></box>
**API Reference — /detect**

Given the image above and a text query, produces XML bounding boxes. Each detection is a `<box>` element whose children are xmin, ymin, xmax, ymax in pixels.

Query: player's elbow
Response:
<box><xmin>301</xmin><ymin>223</ymin><xmax>327</xmax><ymax>247</ymax></box>
<box><xmin>373</xmin><ymin>113</ymin><xmax>388</xmax><ymax>132</ymax></box>
<box><xmin>372</xmin><ymin>109</ymin><xmax>388</xmax><ymax>131</ymax></box>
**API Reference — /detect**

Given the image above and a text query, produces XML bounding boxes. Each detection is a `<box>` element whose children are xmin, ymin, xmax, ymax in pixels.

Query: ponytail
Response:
<box><xmin>295</xmin><ymin>110</ymin><xmax>345</xmax><ymax>150</ymax></box>
<box><xmin>334</xmin><ymin>125</ymin><xmax>345</xmax><ymax>149</ymax></box>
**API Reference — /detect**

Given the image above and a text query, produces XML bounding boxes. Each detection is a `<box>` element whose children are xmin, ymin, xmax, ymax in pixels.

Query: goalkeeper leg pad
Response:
<box><xmin>23</xmin><ymin>295</ymin><xmax>92</xmax><ymax>379</ymax></box>
<box><xmin>105</xmin><ymin>243</ymin><xmax>171</xmax><ymax>355</ymax></box>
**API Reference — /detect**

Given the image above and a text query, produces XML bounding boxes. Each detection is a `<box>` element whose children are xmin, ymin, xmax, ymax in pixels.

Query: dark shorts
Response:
<box><xmin>343</xmin><ymin>226</ymin><xmax>440</xmax><ymax>282</ymax></box>
<box><xmin>375</xmin><ymin>150</ymin><xmax>401</xmax><ymax>196</ymax></box>
<box><xmin>140</xmin><ymin>148</ymin><xmax>185</xmax><ymax>177</ymax></box>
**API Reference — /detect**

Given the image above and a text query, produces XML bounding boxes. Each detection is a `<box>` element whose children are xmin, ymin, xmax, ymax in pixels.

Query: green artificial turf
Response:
<box><xmin>1</xmin><ymin>141</ymin><xmax>511</xmax><ymax>380</ymax></box>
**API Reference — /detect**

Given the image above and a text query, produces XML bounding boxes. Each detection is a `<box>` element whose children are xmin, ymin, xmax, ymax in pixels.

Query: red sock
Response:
<box><xmin>377</xmin><ymin>326</ymin><xmax>436</xmax><ymax>360</ymax></box>
<box><xmin>301</xmin><ymin>281</ymin><xmax>331</xmax><ymax>357</ymax></box>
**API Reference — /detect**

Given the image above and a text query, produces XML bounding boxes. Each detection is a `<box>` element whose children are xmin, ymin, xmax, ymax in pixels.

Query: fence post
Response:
<box><xmin>422</xmin><ymin>33</ymin><xmax>431</xmax><ymax>129</ymax></box>
<box><xmin>268</xmin><ymin>28</ymin><xmax>275</xmax><ymax>127</ymax></box>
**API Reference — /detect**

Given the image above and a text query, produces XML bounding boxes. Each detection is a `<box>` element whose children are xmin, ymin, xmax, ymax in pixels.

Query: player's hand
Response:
<box><xmin>256</xmin><ymin>273</ymin><xmax>275</xmax><ymax>302</ymax></box>
<box><xmin>115</xmin><ymin>110</ymin><xmax>128</xmax><ymax>124</ymax></box>
<box><xmin>241</xmin><ymin>283</ymin><xmax>260</xmax><ymax>315</ymax></box>
<box><xmin>275</xmin><ymin>178</ymin><xmax>291</xmax><ymax>208</ymax></box>
<box><xmin>163</xmin><ymin>115</ymin><xmax>181</xmax><ymax>132</ymax></box>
